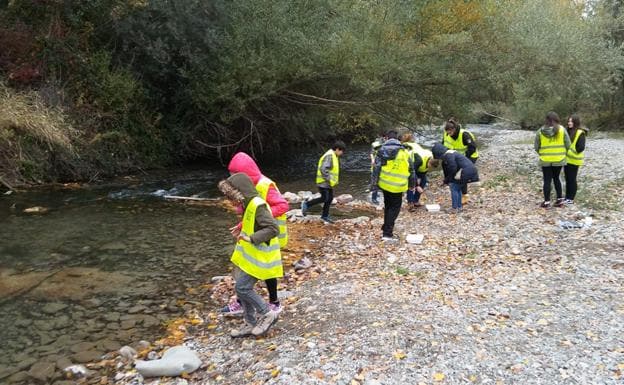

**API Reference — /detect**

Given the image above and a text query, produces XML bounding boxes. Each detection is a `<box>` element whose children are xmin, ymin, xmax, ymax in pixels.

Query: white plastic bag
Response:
<box><xmin>135</xmin><ymin>346</ymin><xmax>202</xmax><ymax>377</ymax></box>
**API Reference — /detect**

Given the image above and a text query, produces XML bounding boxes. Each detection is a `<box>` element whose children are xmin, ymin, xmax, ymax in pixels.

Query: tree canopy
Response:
<box><xmin>1</xmin><ymin>0</ymin><xmax>623</xmax><ymax>183</ymax></box>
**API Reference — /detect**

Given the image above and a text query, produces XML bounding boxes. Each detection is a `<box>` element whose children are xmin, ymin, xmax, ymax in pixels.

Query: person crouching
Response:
<box><xmin>431</xmin><ymin>143</ymin><xmax>479</xmax><ymax>213</ymax></box>
<box><xmin>218</xmin><ymin>173</ymin><xmax>282</xmax><ymax>337</ymax></box>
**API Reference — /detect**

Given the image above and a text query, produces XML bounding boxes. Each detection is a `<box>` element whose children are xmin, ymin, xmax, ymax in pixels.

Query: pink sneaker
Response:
<box><xmin>268</xmin><ymin>302</ymin><xmax>283</xmax><ymax>314</ymax></box>
<box><xmin>221</xmin><ymin>300</ymin><xmax>243</xmax><ymax>316</ymax></box>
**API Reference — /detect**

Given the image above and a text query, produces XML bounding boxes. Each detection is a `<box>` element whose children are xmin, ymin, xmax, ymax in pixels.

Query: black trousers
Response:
<box><xmin>307</xmin><ymin>187</ymin><xmax>333</xmax><ymax>218</ymax></box>
<box><xmin>382</xmin><ymin>190</ymin><xmax>403</xmax><ymax>237</ymax></box>
<box><xmin>542</xmin><ymin>166</ymin><xmax>563</xmax><ymax>201</ymax></box>
<box><xmin>564</xmin><ymin>164</ymin><xmax>579</xmax><ymax>200</ymax></box>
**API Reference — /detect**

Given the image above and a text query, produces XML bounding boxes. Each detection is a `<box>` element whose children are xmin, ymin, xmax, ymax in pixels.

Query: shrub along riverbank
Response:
<box><xmin>2</xmin><ymin>1</ymin><xmax>624</xmax><ymax>186</ymax></box>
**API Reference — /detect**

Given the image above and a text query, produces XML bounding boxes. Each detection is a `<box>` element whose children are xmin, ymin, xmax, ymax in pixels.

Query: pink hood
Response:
<box><xmin>228</xmin><ymin>152</ymin><xmax>262</xmax><ymax>184</ymax></box>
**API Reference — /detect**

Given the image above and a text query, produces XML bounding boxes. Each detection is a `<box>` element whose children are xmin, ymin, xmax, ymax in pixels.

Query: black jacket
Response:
<box><xmin>432</xmin><ymin>143</ymin><xmax>479</xmax><ymax>184</ymax></box>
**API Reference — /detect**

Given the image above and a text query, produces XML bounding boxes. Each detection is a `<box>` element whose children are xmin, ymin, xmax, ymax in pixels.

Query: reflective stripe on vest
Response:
<box><xmin>566</xmin><ymin>129</ymin><xmax>585</xmax><ymax>166</ymax></box>
<box><xmin>230</xmin><ymin>196</ymin><xmax>283</xmax><ymax>280</ymax></box>
<box><xmin>316</xmin><ymin>150</ymin><xmax>339</xmax><ymax>187</ymax></box>
<box><xmin>443</xmin><ymin>129</ymin><xmax>479</xmax><ymax>159</ymax></box>
<box><xmin>539</xmin><ymin>128</ymin><xmax>567</xmax><ymax>163</ymax></box>
<box><xmin>256</xmin><ymin>176</ymin><xmax>288</xmax><ymax>247</ymax></box>
<box><xmin>378</xmin><ymin>149</ymin><xmax>410</xmax><ymax>193</ymax></box>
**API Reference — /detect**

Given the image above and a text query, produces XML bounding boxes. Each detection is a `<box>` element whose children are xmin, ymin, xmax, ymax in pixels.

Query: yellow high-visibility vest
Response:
<box><xmin>539</xmin><ymin>127</ymin><xmax>567</xmax><ymax>163</ymax></box>
<box><xmin>566</xmin><ymin>129</ymin><xmax>585</xmax><ymax>166</ymax></box>
<box><xmin>255</xmin><ymin>176</ymin><xmax>288</xmax><ymax>248</ymax></box>
<box><xmin>443</xmin><ymin>129</ymin><xmax>479</xmax><ymax>160</ymax></box>
<box><xmin>230</xmin><ymin>196</ymin><xmax>283</xmax><ymax>280</ymax></box>
<box><xmin>414</xmin><ymin>148</ymin><xmax>433</xmax><ymax>173</ymax></box>
<box><xmin>378</xmin><ymin>149</ymin><xmax>410</xmax><ymax>193</ymax></box>
<box><xmin>315</xmin><ymin>150</ymin><xmax>339</xmax><ymax>187</ymax></box>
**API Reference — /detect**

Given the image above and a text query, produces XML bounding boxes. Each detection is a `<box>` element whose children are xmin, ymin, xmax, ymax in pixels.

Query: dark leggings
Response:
<box><xmin>306</xmin><ymin>187</ymin><xmax>333</xmax><ymax>218</ymax></box>
<box><xmin>564</xmin><ymin>164</ymin><xmax>579</xmax><ymax>201</ymax></box>
<box><xmin>542</xmin><ymin>166</ymin><xmax>563</xmax><ymax>202</ymax></box>
<box><xmin>265</xmin><ymin>278</ymin><xmax>279</xmax><ymax>304</ymax></box>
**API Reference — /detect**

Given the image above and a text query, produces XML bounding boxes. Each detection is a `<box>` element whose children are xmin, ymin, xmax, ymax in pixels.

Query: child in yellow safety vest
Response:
<box><xmin>218</xmin><ymin>173</ymin><xmax>282</xmax><ymax>338</ymax></box>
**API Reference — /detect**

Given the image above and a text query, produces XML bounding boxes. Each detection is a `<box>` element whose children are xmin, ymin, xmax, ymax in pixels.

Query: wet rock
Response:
<box><xmin>142</xmin><ymin>315</ymin><xmax>160</xmax><ymax>328</ymax></box>
<box><xmin>96</xmin><ymin>339</ymin><xmax>121</xmax><ymax>352</ymax></box>
<box><xmin>7</xmin><ymin>371</ymin><xmax>29</xmax><ymax>383</ymax></box>
<box><xmin>128</xmin><ymin>305</ymin><xmax>146</xmax><ymax>314</ymax></box>
<box><xmin>33</xmin><ymin>320</ymin><xmax>55</xmax><ymax>332</ymax></box>
<box><xmin>99</xmin><ymin>241</ymin><xmax>126</xmax><ymax>251</ymax></box>
<box><xmin>27</xmin><ymin>360</ymin><xmax>56</xmax><ymax>382</ymax></box>
<box><xmin>15</xmin><ymin>357</ymin><xmax>37</xmax><ymax>371</ymax></box>
<box><xmin>70</xmin><ymin>341</ymin><xmax>95</xmax><ymax>354</ymax></box>
<box><xmin>119</xmin><ymin>346</ymin><xmax>137</xmax><ymax>361</ymax></box>
<box><xmin>14</xmin><ymin>318</ymin><xmax>33</xmax><ymax>327</ymax></box>
<box><xmin>42</xmin><ymin>302</ymin><xmax>68</xmax><ymax>314</ymax></box>
<box><xmin>103</xmin><ymin>312</ymin><xmax>121</xmax><ymax>322</ymax></box>
<box><xmin>0</xmin><ymin>366</ymin><xmax>19</xmax><ymax>380</ymax></box>
<box><xmin>71</xmin><ymin>350</ymin><xmax>103</xmax><ymax>363</ymax></box>
<box><xmin>54</xmin><ymin>315</ymin><xmax>71</xmax><ymax>329</ymax></box>
<box><xmin>120</xmin><ymin>319</ymin><xmax>136</xmax><ymax>329</ymax></box>
<box><xmin>55</xmin><ymin>357</ymin><xmax>73</xmax><ymax>371</ymax></box>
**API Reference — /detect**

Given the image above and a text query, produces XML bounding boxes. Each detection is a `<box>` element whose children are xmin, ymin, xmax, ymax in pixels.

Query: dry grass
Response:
<box><xmin>0</xmin><ymin>82</ymin><xmax>76</xmax><ymax>152</ymax></box>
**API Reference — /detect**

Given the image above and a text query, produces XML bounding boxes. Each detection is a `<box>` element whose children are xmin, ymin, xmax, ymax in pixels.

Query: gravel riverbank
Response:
<box><xmin>51</xmin><ymin>129</ymin><xmax>624</xmax><ymax>384</ymax></box>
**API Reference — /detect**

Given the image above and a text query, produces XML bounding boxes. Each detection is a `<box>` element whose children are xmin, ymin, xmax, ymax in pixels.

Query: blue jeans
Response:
<box><xmin>414</xmin><ymin>173</ymin><xmax>428</xmax><ymax>202</ymax></box>
<box><xmin>449</xmin><ymin>182</ymin><xmax>463</xmax><ymax>209</ymax></box>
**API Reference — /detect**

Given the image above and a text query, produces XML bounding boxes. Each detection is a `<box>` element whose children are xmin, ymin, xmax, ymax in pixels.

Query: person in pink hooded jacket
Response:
<box><xmin>222</xmin><ymin>152</ymin><xmax>290</xmax><ymax>315</ymax></box>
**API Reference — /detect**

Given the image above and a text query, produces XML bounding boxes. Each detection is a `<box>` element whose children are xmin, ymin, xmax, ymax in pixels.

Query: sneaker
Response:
<box><xmin>300</xmin><ymin>200</ymin><xmax>308</xmax><ymax>216</ymax></box>
<box><xmin>540</xmin><ymin>201</ymin><xmax>551</xmax><ymax>208</ymax></box>
<box><xmin>251</xmin><ymin>310</ymin><xmax>279</xmax><ymax>336</ymax></box>
<box><xmin>320</xmin><ymin>216</ymin><xmax>335</xmax><ymax>224</ymax></box>
<box><xmin>220</xmin><ymin>300</ymin><xmax>243</xmax><ymax>316</ymax></box>
<box><xmin>230</xmin><ymin>322</ymin><xmax>255</xmax><ymax>338</ymax></box>
<box><xmin>268</xmin><ymin>302</ymin><xmax>283</xmax><ymax>314</ymax></box>
<box><xmin>381</xmin><ymin>235</ymin><xmax>399</xmax><ymax>243</ymax></box>
<box><xmin>555</xmin><ymin>198</ymin><xmax>566</xmax><ymax>208</ymax></box>
<box><xmin>565</xmin><ymin>199</ymin><xmax>574</xmax><ymax>205</ymax></box>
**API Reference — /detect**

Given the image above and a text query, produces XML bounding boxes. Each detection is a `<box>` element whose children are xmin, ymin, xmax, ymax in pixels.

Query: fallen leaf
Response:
<box><xmin>433</xmin><ymin>372</ymin><xmax>445</xmax><ymax>381</ymax></box>
<box><xmin>394</xmin><ymin>350</ymin><xmax>407</xmax><ymax>360</ymax></box>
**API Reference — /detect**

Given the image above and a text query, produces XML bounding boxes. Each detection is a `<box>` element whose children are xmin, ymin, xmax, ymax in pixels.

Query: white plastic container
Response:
<box><xmin>406</xmin><ymin>234</ymin><xmax>424</xmax><ymax>244</ymax></box>
<box><xmin>425</xmin><ymin>204</ymin><xmax>441</xmax><ymax>212</ymax></box>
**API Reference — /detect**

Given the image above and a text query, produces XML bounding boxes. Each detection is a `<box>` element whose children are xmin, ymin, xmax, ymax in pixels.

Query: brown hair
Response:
<box><xmin>545</xmin><ymin>111</ymin><xmax>560</xmax><ymax>133</ymax></box>
<box><xmin>568</xmin><ymin>114</ymin><xmax>581</xmax><ymax>129</ymax></box>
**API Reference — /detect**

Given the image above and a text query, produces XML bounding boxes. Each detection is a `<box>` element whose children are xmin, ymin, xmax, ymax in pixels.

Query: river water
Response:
<box><xmin>0</xmin><ymin>142</ymin><xmax>381</xmax><ymax>376</ymax></box>
<box><xmin>0</xmin><ymin>125</ymin><xmax>499</xmax><ymax>378</ymax></box>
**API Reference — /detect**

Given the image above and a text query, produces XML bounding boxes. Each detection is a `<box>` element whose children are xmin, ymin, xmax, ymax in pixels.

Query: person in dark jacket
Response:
<box><xmin>442</xmin><ymin>118</ymin><xmax>478</xmax><ymax>203</ymax></box>
<box><xmin>371</xmin><ymin>130</ymin><xmax>416</xmax><ymax>241</ymax></box>
<box><xmin>431</xmin><ymin>143</ymin><xmax>479</xmax><ymax>212</ymax></box>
